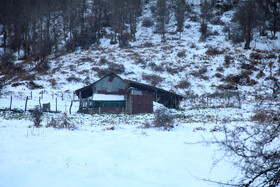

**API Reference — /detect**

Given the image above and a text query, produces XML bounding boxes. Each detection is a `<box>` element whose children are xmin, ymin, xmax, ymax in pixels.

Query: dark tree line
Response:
<box><xmin>0</xmin><ymin>0</ymin><xmax>279</xmax><ymax>63</ymax></box>
<box><xmin>231</xmin><ymin>0</ymin><xmax>280</xmax><ymax>49</ymax></box>
<box><xmin>0</xmin><ymin>0</ymin><xmax>143</xmax><ymax>62</ymax></box>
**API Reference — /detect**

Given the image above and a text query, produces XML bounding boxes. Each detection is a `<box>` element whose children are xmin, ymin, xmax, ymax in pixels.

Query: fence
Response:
<box><xmin>183</xmin><ymin>90</ymin><xmax>241</xmax><ymax>109</ymax></box>
<box><xmin>0</xmin><ymin>90</ymin><xmax>78</xmax><ymax>114</ymax></box>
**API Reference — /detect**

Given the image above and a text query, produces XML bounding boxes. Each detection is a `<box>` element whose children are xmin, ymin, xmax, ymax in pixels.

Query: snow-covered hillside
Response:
<box><xmin>0</xmin><ymin>2</ymin><xmax>279</xmax><ymax>108</ymax></box>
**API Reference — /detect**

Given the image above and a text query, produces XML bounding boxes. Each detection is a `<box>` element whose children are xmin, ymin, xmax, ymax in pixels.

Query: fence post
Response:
<box><xmin>39</xmin><ymin>97</ymin><xmax>41</xmax><ymax>108</ymax></box>
<box><xmin>56</xmin><ymin>98</ymin><xmax>58</xmax><ymax>113</ymax></box>
<box><xmin>69</xmin><ymin>101</ymin><xmax>73</xmax><ymax>114</ymax></box>
<box><xmin>206</xmin><ymin>94</ymin><xmax>208</xmax><ymax>108</ymax></box>
<box><xmin>9</xmin><ymin>95</ymin><xmax>12</xmax><ymax>110</ymax></box>
<box><xmin>25</xmin><ymin>96</ymin><xmax>28</xmax><ymax>112</ymax></box>
<box><xmin>238</xmin><ymin>91</ymin><xmax>241</xmax><ymax>109</ymax></box>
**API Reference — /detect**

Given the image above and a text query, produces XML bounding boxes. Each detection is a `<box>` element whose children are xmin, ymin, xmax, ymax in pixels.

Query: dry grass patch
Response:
<box><xmin>142</xmin><ymin>73</ymin><xmax>163</xmax><ymax>86</ymax></box>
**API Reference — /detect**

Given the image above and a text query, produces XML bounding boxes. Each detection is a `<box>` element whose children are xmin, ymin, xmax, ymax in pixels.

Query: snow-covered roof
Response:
<box><xmin>92</xmin><ymin>94</ymin><xmax>125</xmax><ymax>101</ymax></box>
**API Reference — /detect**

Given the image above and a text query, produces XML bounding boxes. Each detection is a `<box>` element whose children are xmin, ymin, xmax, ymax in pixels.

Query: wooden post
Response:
<box><xmin>25</xmin><ymin>96</ymin><xmax>28</xmax><ymax>112</ymax></box>
<box><xmin>41</xmin><ymin>91</ymin><xmax>43</xmax><ymax>99</ymax></box>
<box><xmin>39</xmin><ymin>97</ymin><xmax>41</xmax><ymax>108</ymax></box>
<box><xmin>238</xmin><ymin>91</ymin><xmax>241</xmax><ymax>109</ymax></box>
<box><xmin>9</xmin><ymin>95</ymin><xmax>12</xmax><ymax>110</ymax></box>
<box><xmin>56</xmin><ymin>98</ymin><xmax>58</xmax><ymax>113</ymax></box>
<box><xmin>155</xmin><ymin>90</ymin><xmax>158</xmax><ymax>102</ymax></box>
<box><xmin>61</xmin><ymin>93</ymin><xmax>64</xmax><ymax>101</ymax></box>
<box><xmin>206</xmin><ymin>94</ymin><xmax>208</xmax><ymax>108</ymax></box>
<box><xmin>69</xmin><ymin>101</ymin><xmax>73</xmax><ymax>114</ymax></box>
<box><xmin>79</xmin><ymin>92</ymin><xmax>82</xmax><ymax>109</ymax></box>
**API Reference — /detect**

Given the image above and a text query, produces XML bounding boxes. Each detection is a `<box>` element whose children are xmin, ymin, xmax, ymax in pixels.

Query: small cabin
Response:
<box><xmin>75</xmin><ymin>73</ymin><xmax>184</xmax><ymax>114</ymax></box>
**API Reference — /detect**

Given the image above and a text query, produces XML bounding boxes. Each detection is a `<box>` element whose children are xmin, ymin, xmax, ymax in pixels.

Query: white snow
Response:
<box><xmin>0</xmin><ymin>111</ymin><xmax>241</xmax><ymax>187</ymax></box>
<box><xmin>92</xmin><ymin>94</ymin><xmax>125</xmax><ymax>101</ymax></box>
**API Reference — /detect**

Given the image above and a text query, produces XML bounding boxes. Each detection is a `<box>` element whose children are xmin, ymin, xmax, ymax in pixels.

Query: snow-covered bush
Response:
<box><xmin>46</xmin><ymin>113</ymin><xmax>76</xmax><ymax>130</ymax></box>
<box><xmin>153</xmin><ymin>107</ymin><xmax>174</xmax><ymax>131</ymax></box>
<box><xmin>31</xmin><ymin>106</ymin><xmax>43</xmax><ymax>128</ymax></box>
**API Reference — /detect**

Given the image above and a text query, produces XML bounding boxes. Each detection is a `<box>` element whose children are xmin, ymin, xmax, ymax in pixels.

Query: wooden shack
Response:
<box><xmin>75</xmin><ymin>73</ymin><xmax>184</xmax><ymax>114</ymax></box>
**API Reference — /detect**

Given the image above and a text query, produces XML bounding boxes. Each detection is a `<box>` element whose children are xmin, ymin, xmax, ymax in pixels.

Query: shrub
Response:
<box><xmin>27</xmin><ymin>81</ymin><xmax>44</xmax><ymax>89</ymax></box>
<box><xmin>199</xmin><ymin>23</ymin><xmax>208</xmax><ymax>41</ymax></box>
<box><xmin>99</xmin><ymin>57</ymin><xmax>109</xmax><ymax>65</ymax></box>
<box><xmin>176</xmin><ymin>80</ymin><xmax>191</xmax><ymax>89</ymax></box>
<box><xmin>154</xmin><ymin>107</ymin><xmax>174</xmax><ymax>131</ymax></box>
<box><xmin>142</xmin><ymin>73</ymin><xmax>163</xmax><ymax>86</ymax></box>
<box><xmin>256</xmin><ymin>71</ymin><xmax>265</xmax><ymax>78</ymax></box>
<box><xmin>109</xmin><ymin>63</ymin><xmax>125</xmax><ymax>74</ymax></box>
<box><xmin>200</xmin><ymin>75</ymin><xmax>209</xmax><ymax>80</ymax></box>
<box><xmin>198</xmin><ymin>66</ymin><xmax>207</xmax><ymax>74</ymax></box>
<box><xmin>166</xmin><ymin>66</ymin><xmax>179</xmax><ymax>75</ymax></box>
<box><xmin>216</xmin><ymin>66</ymin><xmax>224</xmax><ymax>72</ymax></box>
<box><xmin>252</xmin><ymin>109</ymin><xmax>279</xmax><ymax>123</ymax></box>
<box><xmin>193</xmin><ymin>127</ymin><xmax>206</xmax><ymax>132</ymax></box>
<box><xmin>177</xmin><ymin>50</ymin><xmax>186</xmax><ymax>58</ymax></box>
<box><xmin>205</xmin><ymin>47</ymin><xmax>223</xmax><ymax>56</ymax></box>
<box><xmin>250</xmin><ymin>52</ymin><xmax>263</xmax><ymax>60</ymax></box>
<box><xmin>216</xmin><ymin>84</ymin><xmax>238</xmax><ymax>90</ymax></box>
<box><xmin>97</xmin><ymin>68</ymin><xmax>109</xmax><ymax>78</ymax></box>
<box><xmin>210</xmin><ymin>16</ymin><xmax>224</xmax><ymax>25</ymax></box>
<box><xmin>46</xmin><ymin>117</ymin><xmax>58</xmax><ymax>128</ymax></box>
<box><xmin>0</xmin><ymin>51</ymin><xmax>15</xmax><ymax>72</ymax></box>
<box><xmin>248</xmin><ymin>78</ymin><xmax>258</xmax><ymax>86</ymax></box>
<box><xmin>189</xmin><ymin>42</ymin><xmax>196</xmax><ymax>49</ymax></box>
<box><xmin>34</xmin><ymin>60</ymin><xmax>50</xmax><ymax>74</ymax></box>
<box><xmin>143</xmin><ymin>42</ymin><xmax>154</xmax><ymax>47</ymax></box>
<box><xmin>224</xmin><ymin>55</ymin><xmax>232</xmax><ymax>67</ymax></box>
<box><xmin>241</xmin><ymin>63</ymin><xmax>253</xmax><ymax>70</ymax></box>
<box><xmin>214</xmin><ymin>72</ymin><xmax>223</xmax><ymax>78</ymax></box>
<box><xmin>97</xmin><ymin>63</ymin><xmax>125</xmax><ymax>78</ymax></box>
<box><xmin>223</xmin><ymin>74</ymin><xmax>240</xmax><ymax>84</ymax></box>
<box><xmin>49</xmin><ymin>78</ymin><xmax>57</xmax><ymax>88</ymax></box>
<box><xmin>67</xmin><ymin>76</ymin><xmax>82</xmax><ymax>83</ymax></box>
<box><xmin>134</xmin><ymin>57</ymin><xmax>146</xmax><ymax>65</ymax></box>
<box><xmin>79</xmin><ymin>57</ymin><xmax>93</xmax><ymax>63</ymax></box>
<box><xmin>46</xmin><ymin>113</ymin><xmax>76</xmax><ymax>130</ymax></box>
<box><xmin>31</xmin><ymin>106</ymin><xmax>43</xmax><ymax>128</ymax></box>
<box><xmin>118</xmin><ymin>32</ymin><xmax>131</xmax><ymax>48</ymax></box>
<box><xmin>142</xmin><ymin>17</ymin><xmax>154</xmax><ymax>27</ymax></box>
<box><xmin>230</xmin><ymin>31</ymin><xmax>244</xmax><ymax>43</ymax></box>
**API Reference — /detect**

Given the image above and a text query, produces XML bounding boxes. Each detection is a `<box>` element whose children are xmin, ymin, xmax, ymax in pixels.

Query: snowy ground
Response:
<box><xmin>0</xmin><ymin>110</ymin><xmax>245</xmax><ymax>187</ymax></box>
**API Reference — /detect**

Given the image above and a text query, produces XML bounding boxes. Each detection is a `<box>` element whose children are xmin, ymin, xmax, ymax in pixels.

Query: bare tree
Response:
<box><xmin>232</xmin><ymin>0</ymin><xmax>260</xmax><ymax>49</ymax></box>
<box><xmin>200</xmin><ymin>0</ymin><xmax>213</xmax><ymax>41</ymax></box>
<box><xmin>175</xmin><ymin>0</ymin><xmax>186</xmax><ymax>39</ymax></box>
<box><xmin>215</xmin><ymin>108</ymin><xmax>280</xmax><ymax>187</ymax></box>
<box><xmin>266</xmin><ymin>0</ymin><xmax>280</xmax><ymax>39</ymax></box>
<box><xmin>156</xmin><ymin>0</ymin><xmax>168</xmax><ymax>42</ymax></box>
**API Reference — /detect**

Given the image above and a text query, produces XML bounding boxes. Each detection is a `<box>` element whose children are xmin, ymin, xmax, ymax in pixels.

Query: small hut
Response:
<box><xmin>75</xmin><ymin>73</ymin><xmax>184</xmax><ymax>114</ymax></box>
